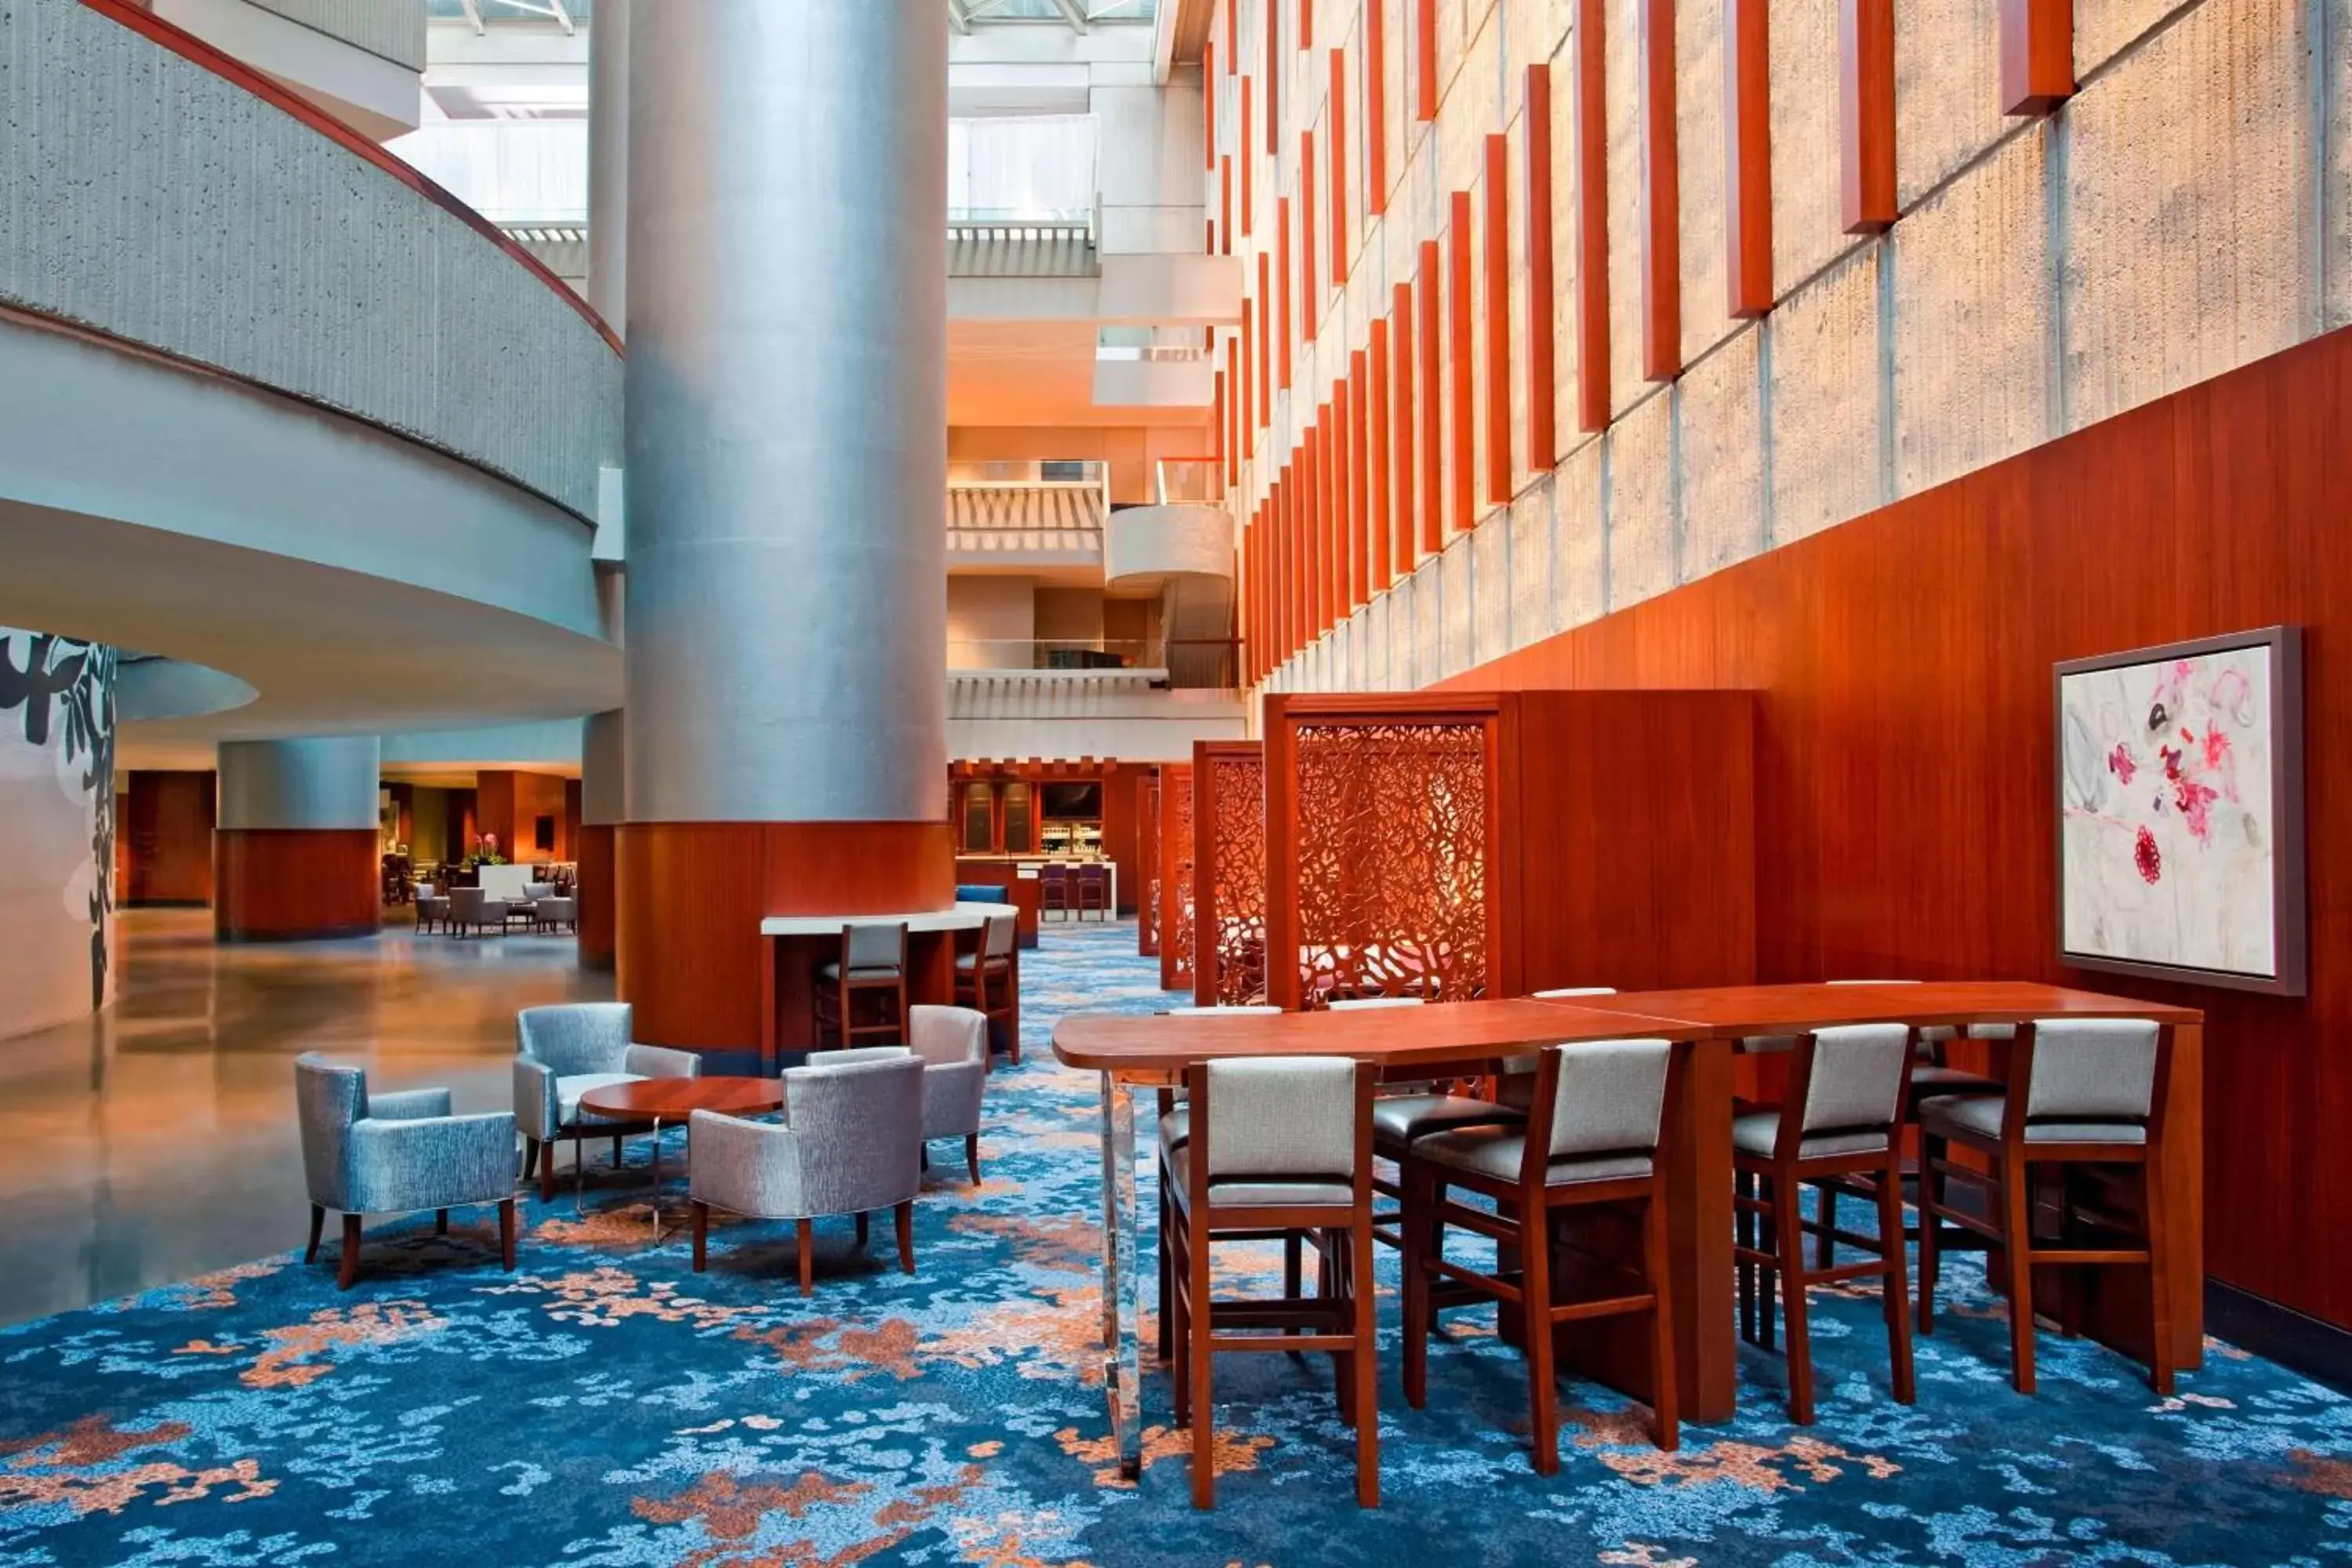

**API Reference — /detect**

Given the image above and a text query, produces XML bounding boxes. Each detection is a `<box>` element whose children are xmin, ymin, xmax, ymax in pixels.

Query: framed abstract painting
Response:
<box><xmin>2055</xmin><ymin>626</ymin><xmax>2304</xmax><ymax>996</ymax></box>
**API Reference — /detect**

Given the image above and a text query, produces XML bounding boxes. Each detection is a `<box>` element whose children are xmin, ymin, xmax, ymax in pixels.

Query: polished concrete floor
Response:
<box><xmin>0</xmin><ymin>907</ymin><xmax>610</xmax><ymax>1327</ymax></box>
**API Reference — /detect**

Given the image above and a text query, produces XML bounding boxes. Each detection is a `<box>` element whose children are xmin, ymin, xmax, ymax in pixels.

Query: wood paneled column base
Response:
<box><xmin>615</xmin><ymin>820</ymin><xmax>956</xmax><ymax>1053</ymax></box>
<box><xmin>213</xmin><ymin>829</ymin><xmax>380</xmax><ymax>942</ymax></box>
<box><xmin>575</xmin><ymin>823</ymin><xmax>615</xmax><ymax>970</ymax></box>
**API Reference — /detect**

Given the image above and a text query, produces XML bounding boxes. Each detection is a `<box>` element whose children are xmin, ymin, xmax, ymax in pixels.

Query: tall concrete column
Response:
<box><xmin>214</xmin><ymin>737</ymin><xmax>381</xmax><ymax>941</ymax></box>
<box><xmin>585</xmin><ymin>0</ymin><xmax>627</xmax><ymax>336</ymax></box>
<box><xmin>619</xmin><ymin>2</ymin><xmax>950</xmax><ymax>1049</ymax></box>
<box><xmin>575</xmin><ymin>707</ymin><xmax>623</xmax><ymax>969</ymax></box>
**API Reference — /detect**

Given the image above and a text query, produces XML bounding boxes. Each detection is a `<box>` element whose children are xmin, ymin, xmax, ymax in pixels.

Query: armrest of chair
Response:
<box><xmin>687</xmin><ymin>1109</ymin><xmax>803</xmax><ymax>1217</ymax></box>
<box><xmin>513</xmin><ymin>1056</ymin><xmax>559</xmax><ymax>1141</ymax></box>
<box><xmin>350</xmin><ymin>1111</ymin><xmax>517</xmax><ymax>1214</ymax></box>
<box><xmin>369</xmin><ymin>1087</ymin><xmax>454</xmax><ymax>1121</ymax></box>
<box><xmin>815</xmin><ymin>1047</ymin><xmax>914</xmax><ymax>1070</ymax></box>
<box><xmin>919</xmin><ymin>1058</ymin><xmax>987</xmax><ymax>1139</ymax></box>
<box><xmin>626</xmin><ymin>1043</ymin><xmax>702</xmax><ymax>1080</ymax></box>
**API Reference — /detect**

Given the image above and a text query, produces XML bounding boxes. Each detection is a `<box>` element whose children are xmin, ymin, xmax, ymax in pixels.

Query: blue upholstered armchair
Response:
<box><xmin>688</xmin><ymin>1049</ymin><xmax>924</xmax><ymax>1295</ymax></box>
<box><xmin>295</xmin><ymin>1053</ymin><xmax>517</xmax><ymax>1290</ymax></box>
<box><xmin>514</xmin><ymin>1002</ymin><xmax>701</xmax><ymax>1199</ymax></box>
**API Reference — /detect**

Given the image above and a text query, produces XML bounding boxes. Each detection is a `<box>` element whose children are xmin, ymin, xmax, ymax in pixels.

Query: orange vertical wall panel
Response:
<box><xmin>1369</xmin><ymin>326</ymin><xmax>1393</xmax><ymax>592</ymax></box>
<box><xmin>1523</xmin><ymin>64</ymin><xmax>1559</xmax><ymax>472</ymax></box>
<box><xmin>2000</xmin><ymin>0</ymin><xmax>2074</xmax><ymax>114</ymax></box>
<box><xmin>1328</xmin><ymin>46</ymin><xmax>1348</xmax><ymax>287</ymax></box>
<box><xmin>1416</xmin><ymin>241</ymin><xmax>1444</xmax><ymax>554</ymax></box>
<box><xmin>1638</xmin><ymin>0</ymin><xmax>1679</xmax><ymax>383</ymax></box>
<box><xmin>1415</xmin><ymin>0</ymin><xmax>1437</xmax><ymax>120</ymax></box>
<box><xmin>1390</xmin><ymin>284</ymin><xmax>1417</xmax><ymax>572</ymax></box>
<box><xmin>1839</xmin><ymin>0</ymin><xmax>1896</xmax><ymax>234</ymax></box>
<box><xmin>1266</xmin><ymin>0</ymin><xmax>1282</xmax><ymax>152</ymax></box>
<box><xmin>1366</xmin><ymin>0</ymin><xmax>1388</xmax><ymax>212</ymax></box>
<box><xmin>1300</xmin><ymin>130</ymin><xmax>1319</xmax><ymax>340</ymax></box>
<box><xmin>1349</xmin><ymin>352</ymin><xmax>1370</xmax><ymax>609</ymax></box>
<box><xmin>1240</xmin><ymin>299</ymin><xmax>1256</xmax><ymax>441</ymax></box>
<box><xmin>1571</xmin><ymin>0</ymin><xmax>1611</xmax><ymax>432</ymax></box>
<box><xmin>1724</xmin><ymin>0</ymin><xmax>1773</xmax><ymax>317</ymax></box>
<box><xmin>1256</xmin><ymin>251</ymin><xmax>1274</xmax><ymax>423</ymax></box>
<box><xmin>1482</xmin><ymin>134</ymin><xmax>1512</xmax><ymax>504</ymax></box>
<box><xmin>1219</xmin><ymin>363</ymin><xmax>1236</xmax><ymax>481</ymax></box>
<box><xmin>1447</xmin><ymin>191</ymin><xmax>1475</xmax><ymax>533</ymax></box>
<box><xmin>1224</xmin><ymin>0</ymin><xmax>1236</xmax><ymax>70</ymax></box>
<box><xmin>1298</xmin><ymin>0</ymin><xmax>1312</xmax><ymax>49</ymax></box>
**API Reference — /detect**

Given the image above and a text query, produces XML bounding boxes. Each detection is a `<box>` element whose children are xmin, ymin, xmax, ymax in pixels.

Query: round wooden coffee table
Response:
<box><xmin>575</xmin><ymin>1076</ymin><xmax>784</xmax><ymax>1238</ymax></box>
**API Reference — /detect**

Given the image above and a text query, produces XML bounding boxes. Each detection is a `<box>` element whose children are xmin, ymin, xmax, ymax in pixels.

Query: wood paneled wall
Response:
<box><xmin>1443</xmin><ymin>325</ymin><xmax>2352</xmax><ymax>1331</ymax></box>
<box><xmin>213</xmin><ymin>829</ymin><xmax>378</xmax><ymax>941</ymax></box>
<box><xmin>475</xmin><ymin>769</ymin><xmax>572</xmax><ymax>865</ymax></box>
<box><xmin>575</xmin><ymin>822</ymin><xmax>615</xmax><ymax>970</ymax></box>
<box><xmin>122</xmin><ymin>770</ymin><xmax>215</xmax><ymax>905</ymax></box>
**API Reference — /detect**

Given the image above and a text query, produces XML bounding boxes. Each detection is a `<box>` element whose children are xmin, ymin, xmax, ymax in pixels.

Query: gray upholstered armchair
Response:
<box><xmin>514</xmin><ymin>1003</ymin><xmax>701</xmax><ymax>1200</ymax></box>
<box><xmin>908</xmin><ymin>1005</ymin><xmax>989</xmax><ymax>1184</ymax></box>
<box><xmin>688</xmin><ymin>1049</ymin><xmax>923</xmax><ymax>1295</ymax></box>
<box><xmin>448</xmin><ymin>887</ymin><xmax>506</xmax><ymax>938</ymax></box>
<box><xmin>295</xmin><ymin>1053</ymin><xmax>517</xmax><ymax>1290</ymax></box>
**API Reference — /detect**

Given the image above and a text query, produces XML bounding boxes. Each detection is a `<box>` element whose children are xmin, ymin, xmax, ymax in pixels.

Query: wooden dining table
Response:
<box><xmin>1052</xmin><ymin>982</ymin><xmax>2203</xmax><ymax>1478</ymax></box>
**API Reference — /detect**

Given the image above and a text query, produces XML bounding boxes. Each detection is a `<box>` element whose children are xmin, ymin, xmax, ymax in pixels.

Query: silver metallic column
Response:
<box><xmin>586</xmin><ymin>0</ymin><xmax>627</xmax><ymax>336</ymax></box>
<box><xmin>622</xmin><ymin>0</ymin><xmax>948</xmax><ymax>822</ymax></box>
<box><xmin>216</xmin><ymin>737</ymin><xmax>380</xmax><ymax>830</ymax></box>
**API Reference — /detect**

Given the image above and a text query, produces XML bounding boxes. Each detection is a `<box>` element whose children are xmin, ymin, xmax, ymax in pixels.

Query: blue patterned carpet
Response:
<box><xmin>2</xmin><ymin>920</ymin><xmax>2347</xmax><ymax>1566</ymax></box>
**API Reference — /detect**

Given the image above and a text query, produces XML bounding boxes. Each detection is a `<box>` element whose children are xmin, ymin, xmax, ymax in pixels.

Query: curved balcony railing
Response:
<box><xmin>0</xmin><ymin>0</ymin><xmax>621</xmax><ymax>521</ymax></box>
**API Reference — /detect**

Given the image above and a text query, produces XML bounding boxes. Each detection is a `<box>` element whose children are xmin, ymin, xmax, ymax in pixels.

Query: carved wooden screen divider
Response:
<box><xmin>1136</xmin><ymin>770</ymin><xmax>1161</xmax><ymax>957</ymax></box>
<box><xmin>1157</xmin><ymin>761</ymin><xmax>1195</xmax><ymax>992</ymax></box>
<box><xmin>1263</xmin><ymin>693</ymin><xmax>1518</xmax><ymax>1010</ymax></box>
<box><xmin>1190</xmin><ymin>739</ymin><xmax>1266</xmax><ymax>1006</ymax></box>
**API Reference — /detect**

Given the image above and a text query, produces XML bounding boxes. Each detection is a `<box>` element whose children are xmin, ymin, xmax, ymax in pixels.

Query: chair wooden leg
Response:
<box><xmin>539</xmin><ymin>1136</ymin><xmax>557</xmax><ymax>1203</ymax></box>
<box><xmin>2143</xmin><ymin>1152</ymin><xmax>2176</xmax><ymax>1396</ymax></box>
<box><xmin>435</xmin><ymin>1208</ymin><xmax>449</xmax><ymax>1236</ymax></box>
<box><xmin>855</xmin><ymin>1210</ymin><xmax>869</xmax><ymax>1249</ymax></box>
<box><xmin>1523</xmin><ymin>1197</ymin><xmax>1559</xmax><ymax>1475</ymax></box>
<box><xmin>1757</xmin><ymin>1174</ymin><xmax>1778</xmax><ymax>1352</ymax></box>
<box><xmin>895</xmin><ymin>1200</ymin><xmax>914</xmax><ymax>1273</ymax></box>
<box><xmin>1814</xmin><ymin>1182</ymin><xmax>1837</xmax><ymax>1272</ymax></box>
<box><xmin>1283</xmin><ymin>1232</ymin><xmax>1303</xmax><ymax>1345</ymax></box>
<box><xmin>1736</xmin><ymin>1170</ymin><xmax>1755</xmax><ymax>1345</ymax></box>
<box><xmin>1333</xmin><ymin>1233</ymin><xmax>1359</xmax><ymax>1428</ymax></box>
<box><xmin>1169</xmin><ymin>1210</ymin><xmax>1191</xmax><ymax>1427</ymax></box>
<box><xmin>1875</xmin><ymin>1159</ymin><xmax>1915</xmax><ymax>1404</ymax></box>
<box><xmin>337</xmin><ymin>1212</ymin><xmax>362</xmax><ymax>1290</ymax></box>
<box><xmin>1352</xmin><ymin>1218</ymin><xmax>1380</xmax><ymax>1507</ymax></box>
<box><xmin>2000</xmin><ymin>1156</ymin><xmax>2038</xmax><ymax>1395</ymax></box>
<box><xmin>1773</xmin><ymin>1174</ymin><xmax>1816</xmax><ymax>1425</ymax></box>
<box><xmin>1643</xmin><ymin>1189</ymin><xmax>1679</xmax><ymax>1451</ymax></box>
<box><xmin>691</xmin><ymin>1200</ymin><xmax>709</xmax><ymax>1272</ymax></box>
<box><xmin>306</xmin><ymin>1203</ymin><xmax>325</xmax><ymax>1265</ymax></box>
<box><xmin>965</xmin><ymin>1133</ymin><xmax>981</xmax><ymax>1184</ymax></box>
<box><xmin>521</xmin><ymin>1136</ymin><xmax>538</xmax><ymax>1183</ymax></box>
<box><xmin>1156</xmin><ymin>1171</ymin><xmax>1174</xmax><ymax>1363</ymax></box>
<box><xmin>797</xmin><ymin>1217</ymin><xmax>815</xmax><ymax>1296</ymax></box>
<box><xmin>612</xmin><ymin>1134</ymin><xmax>625</xmax><ymax>1167</ymax></box>
<box><xmin>1189</xmin><ymin>1203</ymin><xmax>1217</xmax><ymax>1508</ymax></box>
<box><xmin>499</xmin><ymin>1196</ymin><xmax>517</xmax><ymax>1270</ymax></box>
<box><xmin>1917</xmin><ymin>1140</ymin><xmax>1944</xmax><ymax>1336</ymax></box>
<box><xmin>1400</xmin><ymin>1164</ymin><xmax>1432</xmax><ymax>1410</ymax></box>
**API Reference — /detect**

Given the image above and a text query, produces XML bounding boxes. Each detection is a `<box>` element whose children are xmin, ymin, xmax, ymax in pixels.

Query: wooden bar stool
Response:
<box><xmin>811</xmin><ymin>922</ymin><xmax>909</xmax><ymax>1049</ymax></box>
<box><xmin>1917</xmin><ymin>1018</ymin><xmax>2175</xmax><ymax>1396</ymax></box>
<box><xmin>1345</xmin><ymin>995</ymin><xmax>1524</xmax><ymax>1251</ymax></box>
<box><xmin>1167</xmin><ymin>1056</ymin><xmax>1380</xmax><ymax>1509</ymax></box>
<box><xmin>1399</xmin><ymin>1039</ymin><xmax>1679</xmax><ymax>1474</ymax></box>
<box><xmin>1075</xmin><ymin>862</ymin><xmax>1110</xmax><ymax>920</ymax></box>
<box><xmin>1038</xmin><ymin>862</ymin><xmax>1069</xmax><ymax>920</ymax></box>
<box><xmin>955</xmin><ymin>912</ymin><xmax>1018</xmax><ymax>1065</ymax></box>
<box><xmin>1731</xmin><ymin>1023</ymin><xmax>1918</xmax><ymax>1424</ymax></box>
<box><xmin>1152</xmin><ymin>1006</ymin><xmax>1283</xmax><ymax>1361</ymax></box>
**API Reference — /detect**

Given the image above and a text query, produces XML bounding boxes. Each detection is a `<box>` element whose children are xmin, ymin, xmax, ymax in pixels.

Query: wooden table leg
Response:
<box><xmin>1668</xmin><ymin>1036</ymin><xmax>1737</xmax><ymax>1421</ymax></box>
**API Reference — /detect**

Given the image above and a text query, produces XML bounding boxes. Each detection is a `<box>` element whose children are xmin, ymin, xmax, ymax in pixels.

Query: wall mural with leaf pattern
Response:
<box><xmin>0</xmin><ymin>628</ymin><xmax>118</xmax><ymax>1040</ymax></box>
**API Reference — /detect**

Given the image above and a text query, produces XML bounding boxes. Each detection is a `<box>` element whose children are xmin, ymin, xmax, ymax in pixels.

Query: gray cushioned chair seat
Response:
<box><xmin>557</xmin><ymin>1072</ymin><xmax>643</xmax><ymax>1125</ymax></box>
<box><xmin>1908</xmin><ymin>1063</ymin><xmax>2001</xmax><ymax>1094</ymax></box>
<box><xmin>818</xmin><ymin>961</ymin><xmax>903</xmax><ymax>982</ymax></box>
<box><xmin>1370</xmin><ymin>1092</ymin><xmax>1523</xmax><ymax>1150</ymax></box>
<box><xmin>954</xmin><ymin>951</ymin><xmax>1011</xmax><ymax>974</ymax></box>
<box><xmin>1410</xmin><ymin>1127</ymin><xmax>1653</xmax><ymax>1185</ymax></box>
<box><xmin>1730</xmin><ymin>1112</ymin><xmax>1892</xmax><ymax>1160</ymax></box>
<box><xmin>1918</xmin><ymin>1094</ymin><xmax>2147</xmax><ymax>1145</ymax></box>
<box><xmin>1165</xmin><ymin>1145</ymin><xmax>1352</xmax><ymax>1210</ymax></box>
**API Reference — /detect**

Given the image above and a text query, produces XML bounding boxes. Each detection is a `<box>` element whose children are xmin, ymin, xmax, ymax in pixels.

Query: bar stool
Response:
<box><xmin>1075</xmin><ymin>862</ymin><xmax>1110</xmax><ymax>920</ymax></box>
<box><xmin>1731</xmin><ymin>1023</ymin><xmax>1917</xmax><ymax>1423</ymax></box>
<box><xmin>1039</xmin><ymin>862</ymin><xmax>1070</xmax><ymax>920</ymax></box>
<box><xmin>812</xmin><ymin>922</ymin><xmax>909</xmax><ymax>1049</ymax></box>
<box><xmin>1342</xmin><ymin>996</ymin><xmax>1524</xmax><ymax>1250</ymax></box>
<box><xmin>1167</xmin><ymin>1056</ymin><xmax>1379</xmax><ymax>1509</ymax></box>
<box><xmin>1399</xmin><ymin>1038</ymin><xmax>1679</xmax><ymax>1473</ymax></box>
<box><xmin>955</xmin><ymin>912</ymin><xmax>1018</xmax><ymax>1065</ymax></box>
<box><xmin>1917</xmin><ymin>1018</ymin><xmax>2175</xmax><ymax>1396</ymax></box>
<box><xmin>1152</xmin><ymin>1006</ymin><xmax>1283</xmax><ymax>1360</ymax></box>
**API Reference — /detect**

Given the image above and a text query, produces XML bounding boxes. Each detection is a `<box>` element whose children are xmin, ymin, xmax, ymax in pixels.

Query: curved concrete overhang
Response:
<box><xmin>116</xmin><ymin>655</ymin><xmax>260</xmax><ymax>725</ymax></box>
<box><xmin>1102</xmin><ymin>502</ymin><xmax>1234</xmax><ymax>591</ymax></box>
<box><xmin>0</xmin><ymin>314</ymin><xmax>620</xmax><ymax>768</ymax></box>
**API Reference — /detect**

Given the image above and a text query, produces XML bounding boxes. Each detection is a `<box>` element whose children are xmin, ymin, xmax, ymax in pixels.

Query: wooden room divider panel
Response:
<box><xmin>1264</xmin><ymin>694</ymin><xmax>1515</xmax><ymax>1010</ymax></box>
<box><xmin>1136</xmin><ymin>770</ymin><xmax>1160</xmax><ymax>959</ymax></box>
<box><xmin>1191</xmin><ymin>740</ymin><xmax>1266</xmax><ymax>1006</ymax></box>
<box><xmin>1157</xmin><ymin>762</ymin><xmax>1194</xmax><ymax>993</ymax></box>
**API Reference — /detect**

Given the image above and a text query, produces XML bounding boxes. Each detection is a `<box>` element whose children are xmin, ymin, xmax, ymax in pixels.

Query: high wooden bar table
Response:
<box><xmin>1053</xmin><ymin>982</ymin><xmax>2202</xmax><ymax>1477</ymax></box>
<box><xmin>760</xmin><ymin>902</ymin><xmax>1018</xmax><ymax>1070</ymax></box>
